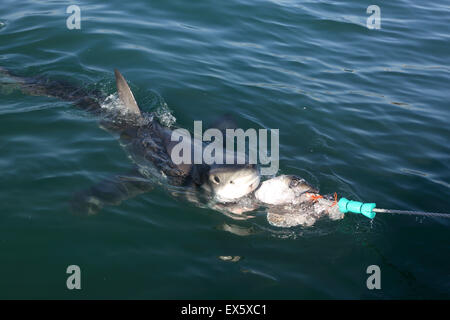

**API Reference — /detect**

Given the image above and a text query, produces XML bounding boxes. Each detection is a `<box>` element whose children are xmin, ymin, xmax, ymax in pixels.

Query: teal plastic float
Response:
<box><xmin>338</xmin><ymin>198</ymin><xmax>376</xmax><ymax>219</ymax></box>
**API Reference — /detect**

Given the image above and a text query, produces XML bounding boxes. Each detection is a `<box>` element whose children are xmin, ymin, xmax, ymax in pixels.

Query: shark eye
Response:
<box><xmin>213</xmin><ymin>176</ymin><xmax>221</xmax><ymax>184</ymax></box>
<box><xmin>229</xmin><ymin>180</ymin><xmax>234</xmax><ymax>184</ymax></box>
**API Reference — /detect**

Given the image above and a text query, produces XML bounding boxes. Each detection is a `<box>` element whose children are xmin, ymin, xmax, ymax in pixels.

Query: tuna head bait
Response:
<box><xmin>254</xmin><ymin>175</ymin><xmax>344</xmax><ymax>227</ymax></box>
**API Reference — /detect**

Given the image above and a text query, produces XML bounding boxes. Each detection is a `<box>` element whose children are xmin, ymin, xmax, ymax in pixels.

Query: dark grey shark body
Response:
<box><xmin>1</xmin><ymin>68</ymin><xmax>260</xmax><ymax>214</ymax></box>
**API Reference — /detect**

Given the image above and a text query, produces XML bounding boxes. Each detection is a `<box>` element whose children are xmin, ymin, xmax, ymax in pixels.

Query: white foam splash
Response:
<box><xmin>101</xmin><ymin>93</ymin><xmax>129</xmax><ymax>115</ymax></box>
<box><xmin>154</xmin><ymin>102</ymin><xmax>176</xmax><ymax>127</ymax></box>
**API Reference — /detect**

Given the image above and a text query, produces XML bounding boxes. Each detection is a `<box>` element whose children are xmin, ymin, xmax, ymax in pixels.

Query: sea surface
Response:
<box><xmin>0</xmin><ymin>0</ymin><xmax>449</xmax><ymax>299</ymax></box>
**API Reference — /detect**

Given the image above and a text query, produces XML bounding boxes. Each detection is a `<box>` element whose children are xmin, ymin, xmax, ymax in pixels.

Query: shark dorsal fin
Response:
<box><xmin>114</xmin><ymin>69</ymin><xmax>141</xmax><ymax>116</ymax></box>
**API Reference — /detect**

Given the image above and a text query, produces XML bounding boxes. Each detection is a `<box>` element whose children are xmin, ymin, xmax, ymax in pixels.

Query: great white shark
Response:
<box><xmin>1</xmin><ymin>68</ymin><xmax>348</xmax><ymax>228</ymax></box>
<box><xmin>0</xmin><ymin>67</ymin><xmax>260</xmax><ymax>216</ymax></box>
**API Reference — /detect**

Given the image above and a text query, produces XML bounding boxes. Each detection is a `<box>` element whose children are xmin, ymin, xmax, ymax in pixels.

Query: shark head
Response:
<box><xmin>202</xmin><ymin>163</ymin><xmax>261</xmax><ymax>202</ymax></box>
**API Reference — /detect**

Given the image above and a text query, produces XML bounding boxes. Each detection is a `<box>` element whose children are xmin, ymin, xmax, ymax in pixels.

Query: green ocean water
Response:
<box><xmin>0</xmin><ymin>0</ymin><xmax>449</xmax><ymax>299</ymax></box>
